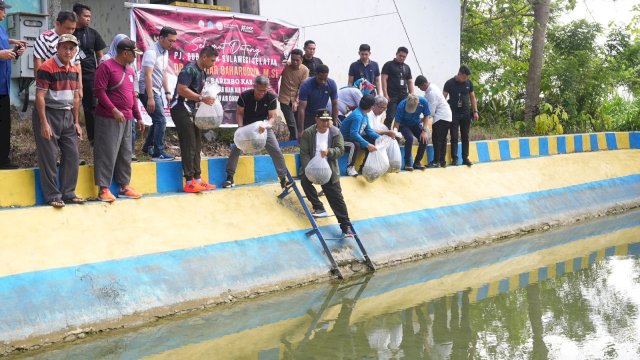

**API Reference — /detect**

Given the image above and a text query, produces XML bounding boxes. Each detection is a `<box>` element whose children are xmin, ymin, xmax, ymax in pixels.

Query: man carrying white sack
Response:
<box><xmin>300</xmin><ymin>109</ymin><xmax>353</xmax><ymax>237</ymax></box>
<box><xmin>223</xmin><ymin>75</ymin><xmax>290</xmax><ymax>189</ymax></box>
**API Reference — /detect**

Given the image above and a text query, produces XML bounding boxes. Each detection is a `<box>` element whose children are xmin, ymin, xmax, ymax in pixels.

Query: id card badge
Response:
<box><xmin>78</xmin><ymin>49</ymin><xmax>87</xmax><ymax>60</ymax></box>
<box><xmin>400</xmin><ymin>79</ymin><xmax>405</xmax><ymax>86</ymax></box>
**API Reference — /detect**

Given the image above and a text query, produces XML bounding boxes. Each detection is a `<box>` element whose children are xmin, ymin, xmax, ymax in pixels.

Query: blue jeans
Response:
<box><xmin>140</xmin><ymin>92</ymin><xmax>167</xmax><ymax>156</ymax></box>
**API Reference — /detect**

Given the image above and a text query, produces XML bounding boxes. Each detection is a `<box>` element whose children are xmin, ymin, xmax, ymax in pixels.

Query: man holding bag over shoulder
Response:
<box><xmin>300</xmin><ymin>109</ymin><xmax>354</xmax><ymax>238</ymax></box>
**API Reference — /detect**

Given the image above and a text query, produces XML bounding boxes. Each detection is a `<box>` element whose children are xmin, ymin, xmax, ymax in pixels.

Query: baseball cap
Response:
<box><xmin>117</xmin><ymin>39</ymin><xmax>143</xmax><ymax>55</ymax></box>
<box><xmin>58</xmin><ymin>34</ymin><xmax>79</xmax><ymax>46</ymax></box>
<box><xmin>0</xmin><ymin>0</ymin><xmax>12</xmax><ymax>10</ymax></box>
<box><xmin>405</xmin><ymin>94</ymin><xmax>419</xmax><ymax>113</ymax></box>
<box><xmin>315</xmin><ymin>109</ymin><xmax>332</xmax><ymax>120</ymax></box>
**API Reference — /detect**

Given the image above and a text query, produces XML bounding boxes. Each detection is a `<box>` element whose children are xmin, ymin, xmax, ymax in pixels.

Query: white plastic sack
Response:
<box><xmin>362</xmin><ymin>141</ymin><xmax>390</xmax><ymax>183</ymax></box>
<box><xmin>233</xmin><ymin>121</ymin><xmax>269</xmax><ymax>154</ymax></box>
<box><xmin>305</xmin><ymin>155</ymin><xmax>332</xmax><ymax>185</ymax></box>
<box><xmin>195</xmin><ymin>80</ymin><xmax>224</xmax><ymax>130</ymax></box>
<box><xmin>377</xmin><ymin>135</ymin><xmax>402</xmax><ymax>173</ymax></box>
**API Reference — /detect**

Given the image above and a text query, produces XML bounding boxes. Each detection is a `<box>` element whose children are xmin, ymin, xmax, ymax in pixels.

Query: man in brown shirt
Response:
<box><xmin>278</xmin><ymin>48</ymin><xmax>308</xmax><ymax>140</ymax></box>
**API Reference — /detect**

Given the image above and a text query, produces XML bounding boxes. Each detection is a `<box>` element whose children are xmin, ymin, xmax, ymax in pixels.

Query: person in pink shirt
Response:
<box><xmin>93</xmin><ymin>38</ymin><xmax>144</xmax><ymax>202</ymax></box>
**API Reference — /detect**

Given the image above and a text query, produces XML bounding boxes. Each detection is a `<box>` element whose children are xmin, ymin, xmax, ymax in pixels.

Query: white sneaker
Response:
<box><xmin>347</xmin><ymin>166</ymin><xmax>358</xmax><ymax>177</ymax></box>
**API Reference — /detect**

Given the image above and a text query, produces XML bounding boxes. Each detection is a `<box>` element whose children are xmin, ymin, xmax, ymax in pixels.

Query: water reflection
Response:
<box><xmin>18</xmin><ymin>210</ymin><xmax>640</xmax><ymax>360</ymax></box>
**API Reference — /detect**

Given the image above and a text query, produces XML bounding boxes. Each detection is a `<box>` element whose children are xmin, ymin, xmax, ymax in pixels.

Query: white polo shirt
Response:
<box><xmin>423</xmin><ymin>83</ymin><xmax>452</xmax><ymax>123</ymax></box>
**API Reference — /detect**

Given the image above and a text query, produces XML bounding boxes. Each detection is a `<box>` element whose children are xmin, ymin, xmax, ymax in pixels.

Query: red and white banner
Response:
<box><xmin>129</xmin><ymin>3</ymin><xmax>299</xmax><ymax>126</ymax></box>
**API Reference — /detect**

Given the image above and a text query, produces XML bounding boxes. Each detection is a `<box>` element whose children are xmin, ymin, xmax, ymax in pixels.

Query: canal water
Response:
<box><xmin>15</xmin><ymin>209</ymin><xmax>640</xmax><ymax>359</ymax></box>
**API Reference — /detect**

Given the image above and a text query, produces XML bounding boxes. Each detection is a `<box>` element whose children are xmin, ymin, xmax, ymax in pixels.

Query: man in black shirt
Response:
<box><xmin>443</xmin><ymin>65</ymin><xmax>479</xmax><ymax>166</ymax></box>
<box><xmin>302</xmin><ymin>40</ymin><xmax>323</xmax><ymax>77</ymax></box>
<box><xmin>73</xmin><ymin>3</ymin><xmax>106</xmax><ymax>146</ymax></box>
<box><xmin>381</xmin><ymin>46</ymin><xmax>414</xmax><ymax>128</ymax></box>
<box><xmin>223</xmin><ymin>75</ymin><xmax>289</xmax><ymax>189</ymax></box>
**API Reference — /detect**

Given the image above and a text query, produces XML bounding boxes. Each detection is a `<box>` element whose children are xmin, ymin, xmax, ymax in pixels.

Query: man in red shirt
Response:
<box><xmin>93</xmin><ymin>38</ymin><xmax>144</xmax><ymax>202</ymax></box>
<box><xmin>33</xmin><ymin>34</ymin><xmax>84</xmax><ymax>208</ymax></box>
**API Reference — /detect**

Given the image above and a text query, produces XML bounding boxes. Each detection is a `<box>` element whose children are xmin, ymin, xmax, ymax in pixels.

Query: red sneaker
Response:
<box><xmin>99</xmin><ymin>188</ymin><xmax>116</xmax><ymax>203</ymax></box>
<box><xmin>184</xmin><ymin>182</ymin><xmax>205</xmax><ymax>193</ymax></box>
<box><xmin>197</xmin><ymin>179</ymin><xmax>216</xmax><ymax>191</ymax></box>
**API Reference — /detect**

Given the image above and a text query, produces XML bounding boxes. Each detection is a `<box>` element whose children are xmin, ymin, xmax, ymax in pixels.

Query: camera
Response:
<box><xmin>12</xmin><ymin>44</ymin><xmax>23</xmax><ymax>59</ymax></box>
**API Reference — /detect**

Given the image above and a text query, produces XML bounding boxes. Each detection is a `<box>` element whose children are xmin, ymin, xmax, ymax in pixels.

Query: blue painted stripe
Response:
<box><xmin>539</xmin><ymin>137</ymin><xmax>549</xmax><ymax>156</ymax></box>
<box><xmin>590</xmin><ymin>134</ymin><xmax>599</xmax><ymax>151</ymax></box>
<box><xmin>34</xmin><ymin>168</ymin><xmax>44</xmax><ymax>204</ymax></box>
<box><xmin>476</xmin><ymin>142</ymin><xmax>490</xmax><ymax>162</ymax></box>
<box><xmin>498</xmin><ymin>140</ymin><xmax>511</xmax><ymax>160</ymax></box>
<box><xmin>207</xmin><ymin>157</ymin><xmax>228</xmax><ymax>187</ymax></box>
<box><xmin>605</xmin><ymin>246</ymin><xmax>616</xmax><ymax>257</ymax></box>
<box><xmin>630</xmin><ymin>132</ymin><xmax>640</xmax><ymax>149</ymax></box>
<box><xmin>498</xmin><ymin>278</ymin><xmax>510</xmax><ymax>294</ymax></box>
<box><xmin>557</xmin><ymin>136</ymin><xmax>567</xmax><ymax>154</ymax></box>
<box><xmin>574</xmin><ymin>135</ymin><xmax>584</xmax><ymax>152</ymax></box>
<box><xmin>630</xmin><ymin>243</ymin><xmax>640</xmax><ymax>255</ymax></box>
<box><xmin>156</xmin><ymin>161</ymin><xmax>183</xmax><ymax>193</ymax></box>
<box><xmin>254</xmin><ymin>155</ymin><xmax>279</xmax><ymax>182</ymax></box>
<box><xmin>426</xmin><ymin>144</ymin><xmax>434</xmax><ymax>163</ymax></box>
<box><xmin>589</xmin><ymin>252</ymin><xmax>597</xmax><ymax>265</ymax></box>
<box><xmin>573</xmin><ymin>257</ymin><xmax>582</xmax><ymax>271</ymax></box>
<box><xmin>538</xmin><ymin>267</ymin><xmax>548</xmax><ymax>281</ymax></box>
<box><xmin>519</xmin><ymin>139</ymin><xmax>531</xmax><ymax>158</ymax></box>
<box><xmin>476</xmin><ymin>284</ymin><xmax>489</xmax><ymax>301</ymax></box>
<box><xmin>605</xmin><ymin>133</ymin><xmax>618</xmax><ymax>150</ymax></box>
<box><xmin>556</xmin><ymin>261</ymin><xmax>565</xmax><ymax>276</ymax></box>
<box><xmin>519</xmin><ymin>272</ymin><xmax>529</xmax><ymax>288</ymax></box>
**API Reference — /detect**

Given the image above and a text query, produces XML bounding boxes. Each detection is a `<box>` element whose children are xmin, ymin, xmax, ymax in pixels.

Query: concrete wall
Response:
<box><xmin>0</xmin><ymin>133</ymin><xmax>639</xmax><ymax>350</ymax></box>
<box><xmin>259</xmin><ymin>0</ymin><xmax>460</xmax><ymax>91</ymax></box>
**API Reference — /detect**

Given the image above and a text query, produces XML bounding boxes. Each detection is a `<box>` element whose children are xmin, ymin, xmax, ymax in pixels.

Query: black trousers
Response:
<box><xmin>450</xmin><ymin>112</ymin><xmax>471</xmax><ymax>162</ymax></box>
<box><xmin>383</xmin><ymin>95</ymin><xmax>406</xmax><ymax>128</ymax></box>
<box><xmin>280</xmin><ymin>101</ymin><xmax>297</xmax><ymax>140</ymax></box>
<box><xmin>82</xmin><ymin>78</ymin><xmax>96</xmax><ymax>145</ymax></box>
<box><xmin>301</xmin><ymin>175</ymin><xmax>352</xmax><ymax>232</ymax></box>
<box><xmin>0</xmin><ymin>95</ymin><xmax>10</xmax><ymax>164</ymax></box>
<box><xmin>432</xmin><ymin>120</ymin><xmax>451</xmax><ymax>165</ymax></box>
<box><xmin>399</xmin><ymin>123</ymin><xmax>427</xmax><ymax>166</ymax></box>
<box><xmin>171</xmin><ymin>105</ymin><xmax>202</xmax><ymax>181</ymax></box>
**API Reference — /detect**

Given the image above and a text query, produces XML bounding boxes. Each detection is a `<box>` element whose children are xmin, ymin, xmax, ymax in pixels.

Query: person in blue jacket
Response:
<box><xmin>339</xmin><ymin>94</ymin><xmax>379</xmax><ymax>176</ymax></box>
<box><xmin>394</xmin><ymin>94</ymin><xmax>431</xmax><ymax>170</ymax></box>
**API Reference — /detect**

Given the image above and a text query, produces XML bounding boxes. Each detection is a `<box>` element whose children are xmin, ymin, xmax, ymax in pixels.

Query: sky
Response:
<box><xmin>565</xmin><ymin>0</ymin><xmax>637</xmax><ymax>27</ymax></box>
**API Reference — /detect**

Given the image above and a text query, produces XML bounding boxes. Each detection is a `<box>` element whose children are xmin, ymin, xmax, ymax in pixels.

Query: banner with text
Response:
<box><xmin>131</xmin><ymin>4</ymin><xmax>299</xmax><ymax>126</ymax></box>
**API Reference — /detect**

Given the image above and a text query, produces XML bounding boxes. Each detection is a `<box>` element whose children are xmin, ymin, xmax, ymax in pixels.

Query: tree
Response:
<box><xmin>523</xmin><ymin>0</ymin><xmax>551</xmax><ymax>122</ymax></box>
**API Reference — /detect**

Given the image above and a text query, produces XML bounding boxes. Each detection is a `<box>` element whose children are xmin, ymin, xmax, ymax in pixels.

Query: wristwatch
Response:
<box><xmin>165</xmin><ymin>91</ymin><xmax>171</xmax><ymax>95</ymax></box>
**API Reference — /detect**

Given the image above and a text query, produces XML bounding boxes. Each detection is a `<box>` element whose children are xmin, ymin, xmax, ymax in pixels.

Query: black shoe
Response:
<box><xmin>440</xmin><ymin>162</ymin><xmax>447</xmax><ymax>168</ymax></box>
<box><xmin>426</xmin><ymin>162</ymin><xmax>439</xmax><ymax>169</ymax></box>
<box><xmin>0</xmin><ymin>162</ymin><xmax>19</xmax><ymax>170</ymax></box>
<box><xmin>449</xmin><ymin>161</ymin><xmax>460</xmax><ymax>166</ymax></box>
<box><xmin>79</xmin><ymin>159</ymin><xmax>87</xmax><ymax>166</ymax></box>
<box><xmin>280</xmin><ymin>177</ymin><xmax>293</xmax><ymax>189</ymax></box>
<box><xmin>222</xmin><ymin>176</ymin><xmax>234</xmax><ymax>188</ymax></box>
<box><xmin>462</xmin><ymin>159</ymin><xmax>473</xmax><ymax>167</ymax></box>
<box><xmin>404</xmin><ymin>164</ymin><xmax>414</xmax><ymax>171</ymax></box>
<box><xmin>413</xmin><ymin>163</ymin><xmax>426</xmax><ymax>171</ymax></box>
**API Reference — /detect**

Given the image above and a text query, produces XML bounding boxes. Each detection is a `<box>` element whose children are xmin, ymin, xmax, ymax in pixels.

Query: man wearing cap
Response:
<box><xmin>223</xmin><ymin>75</ymin><xmax>289</xmax><ymax>189</ymax></box>
<box><xmin>139</xmin><ymin>26</ymin><xmax>177</xmax><ymax>161</ymax></box>
<box><xmin>0</xmin><ymin>0</ymin><xmax>27</xmax><ymax>169</ymax></box>
<box><xmin>300</xmin><ymin>108</ymin><xmax>354</xmax><ymax>237</ymax></box>
<box><xmin>443</xmin><ymin>65</ymin><xmax>479</xmax><ymax>166</ymax></box>
<box><xmin>339</xmin><ymin>94</ymin><xmax>379</xmax><ymax>177</ymax></box>
<box><xmin>415</xmin><ymin>75</ymin><xmax>452</xmax><ymax>168</ymax></box>
<box><xmin>33</xmin><ymin>34</ymin><xmax>84</xmax><ymax>207</ymax></box>
<box><xmin>92</xmin><ymin>38</ymin><xmax>144</xmax><ymax>202</ymax></box>
<box><xmin>393</xmin><ymin>94</ymin><xmax>431</xmax><ymax>171</ymax></box>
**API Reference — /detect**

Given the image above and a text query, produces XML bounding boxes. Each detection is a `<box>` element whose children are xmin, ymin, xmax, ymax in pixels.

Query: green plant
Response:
<box><xmin>534</xmin><ymin>102</ymin><xmax>566</xmax><ymax>135</ymax></box>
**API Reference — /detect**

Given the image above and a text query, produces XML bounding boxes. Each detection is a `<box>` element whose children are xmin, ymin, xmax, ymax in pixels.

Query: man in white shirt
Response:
<box><xmin>415</xmin><ymin>75</ymin><xmax>452</xmax><ymax>168</ymax></box>
<box><xmin>327</xmin><ymin>86</ymin><xmax>362</xmax><ymax>126</ymax></box>
<box><xmin>367</xmin><ymin>95</ymin><xmax>398</xmax><ymax>138</ymax></box>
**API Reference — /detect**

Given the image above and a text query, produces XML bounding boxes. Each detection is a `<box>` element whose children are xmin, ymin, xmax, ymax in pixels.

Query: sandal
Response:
<box><xmin>63</xmin><ymin>196</ymin><xmax>86</xmax><ymax>205</ymax></box>
<box><xmin>48</xmin><ymin>199</ymin><xmax>66</xmax><ymax>208</ymax></box>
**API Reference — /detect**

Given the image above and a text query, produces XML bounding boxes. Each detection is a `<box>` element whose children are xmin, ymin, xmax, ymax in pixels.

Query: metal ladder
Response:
<box><xmin>278</xmin><ymin>170</ymin><xmax>376</xmax><ymax>279</ymax></box>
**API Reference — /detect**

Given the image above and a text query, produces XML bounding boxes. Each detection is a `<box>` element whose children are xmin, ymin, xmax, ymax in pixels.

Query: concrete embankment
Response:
<box><xmin>0</xmin><ymin>132</ymin><xmax>639</xmax><ymax>353</ymax></box>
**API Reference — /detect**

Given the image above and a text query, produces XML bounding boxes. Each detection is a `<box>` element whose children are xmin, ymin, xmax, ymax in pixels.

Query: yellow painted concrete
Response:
<box><xmin>234</xmin><ymin>156</ymin><xmax>255</xmax><ymax>185</ymax></box>
<box><xmin>75</xmin><ymin>166</ymin><xmax>97</xmax><ymax>199</ymax></box>
<box><xmin>529</xmin><ymin>138</ymin><xmax>539</xmax><ymax>156</ymax></box>
<box><xmin>597</xmin><ymin>133</ymin><xmax>607</xmax><ymax>151</ymax></box>
<box><xmin>1</xmin><ymin>150</ymin><xmax>639</xmax><ymax>277</ymax></box>
<box><xmin>131</xmin><ymin>162</ymin><xmax>158</xmax><ymax>194</ymax></box>
<box><xmin>509</xmin><ymin>139</ymin><xmax>520</xmax><ymax>159</ymax></box>
<box><xmin>582</xmin><ymin>134</ymin><xmax>591</xmax><ymax>152</ymax></box>
<box><xmin>468</xmin><ymin>142</ymin><xmax>479</xmax><ymax>163</ymax></box>
<box><xmin>0</xmin><ymin>169</ymin><xmax>36</xmax><ymax>207</ymax></box>
<box><xmin>487</xmin><ymin>140</ymin><xmax>501</xmax><ymax>161</ymax></box>
<box><xmin>284</xmin><ymin>153</ymin><xmax>298</xmax><ymax>177</ymax></box>
<box><xmin>548</xmin><ymin>136</ymin><xmax>558</xmax><ymax>155</ymax></box>
<box><xmin>566</xmin><ymin>135</ymin><xmax>575</xmax><ymax>153</ymax></box>
<box><xmin>616</xmin><ymin>132</ymin><xmax>630</xmax><ymax>149</ymax></box>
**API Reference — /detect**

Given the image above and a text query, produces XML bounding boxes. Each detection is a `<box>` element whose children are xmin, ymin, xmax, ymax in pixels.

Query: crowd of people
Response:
<box><xmin>0</xmin><ymin>3</ymin><xmax>480</xmax><ymax>228</ymax></box>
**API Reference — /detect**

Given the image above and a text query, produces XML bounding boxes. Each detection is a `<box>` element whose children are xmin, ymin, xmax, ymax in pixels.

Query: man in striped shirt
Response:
<box><xmin>34</xmin><ymin>11</ymin><xmax>81</xmax><ymax>94</ymax></box>
<box><xmin>33</xmin><ymin>34</ymin><xmax>84</xmax><ymax>208</ymax></box>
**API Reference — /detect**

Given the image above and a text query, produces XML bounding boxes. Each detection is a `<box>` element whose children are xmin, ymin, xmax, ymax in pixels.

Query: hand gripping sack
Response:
<box><xmin>305</xmin><ymin>155</ymin><xmax>332</xmax><ymax>185</ymax></box>
<box><xmin>233</xmin><ymin>121</ymin><xmax>269</xmax><ymax>154</ymax></box>
<box><xmin>362</xmin><ymin>141</ymin><xmax>390</xmax><ymax>183</ymax></box>
<box><xmin>377</xmin><ymin>135</ymin><xmax>402</xmax><ymax>173</ymax></box>
<box><xmin>195</xmin><ymin>80</ymin><xmax>224</xmax><ymax>130</ymax></box>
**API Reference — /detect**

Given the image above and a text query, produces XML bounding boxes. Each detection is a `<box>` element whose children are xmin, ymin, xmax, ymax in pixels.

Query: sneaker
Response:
<box><xmin>404</xmin><ymin>164</ymin><xmax>414</xmax><ymax>171</ymax></box>
<box><xmin>449</xmin><ymin>162</ymin><xmax>460</xmax><ymax>167</ymax></box>
<box><xmin>280</xmin><ymin>177</ymin><xmax>293</xmax><ymax>189</ymax></box>
<box><xmin>119</xmin><ymin>185</ymin><xmax>142</xmax><ymax>199</ymax></box>
<box><xmin>197</xmin><ymin>179</ymin><xmax>216</xmax><ymax>191</ymax></box>
<box><xmin>341</xmin><ymin>227</ymin><xmax>354</xmax><ymax>238</ymax></box>
<box><xmin>142</xmin><ymin>146</ymin><xmax>153</xmax><ymax>156</ymax></box>
<box><xmin>222</xmin><ymin>176</ymin><xmax>234</xmax><ymax>188</ymax></box>
<box><xmin>152</xmin><ymin>152</ymin><xmax>175</xmax><ymax>162</ymax></box>
<box><xmin>99</xmin><ymin>188</ymin><xmax>116</xmax><ymax>203</ymax></box>
<box><xmin>311</xmin><ymin>209</ymin><xmax>328</xmax><ymax>218</ymax></box>
<box><xmin>426</xmin><ymin>162</ymin><xmax>440</xmax><ymax>169</ymax></box>
<box><xmin>440</xmin><ymin>162</ymin><xmax>447</xmax><ymax>168</ymax></box>
<box><xmin>413</xmin><ymin>163</ymin><xmax>426</xmax><ymax>171</ymax></box>
<box><xmin>79</xmin><ymin>159</ymin><xmax>87</xmax><ymax>166</ymax></box>
<box><xmin>346</xmin><ymin>166</ymin><xmax>358</xmax><ymax>177</ymax></box>
<box><xmin>184</xmin><ymin>181</ymin><xmax>205</xmax><ymax>193</ymax></box>
<box><xmin>131</xmin><ymin>155</ymin><xmax>139</xmax><ymax>162</ymax></box>
<box><xmin>462</xmin><ymin>159</ymin><xmax>473</xmax><ymax>167</ymax></box>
